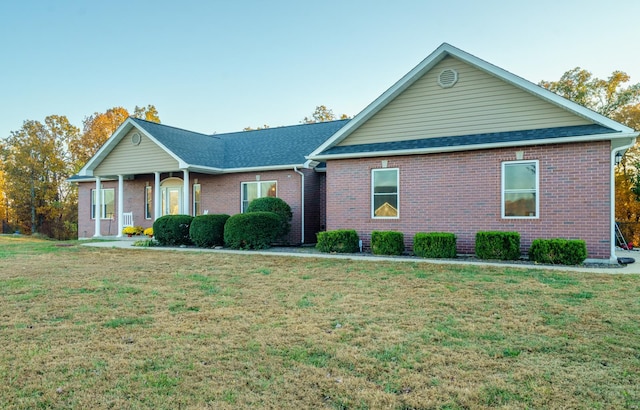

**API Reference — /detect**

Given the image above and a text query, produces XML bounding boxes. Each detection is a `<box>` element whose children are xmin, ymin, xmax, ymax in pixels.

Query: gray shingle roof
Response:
<box><xmin>131</xmin><ymin>118</ymin><xmax>349</xmax><ymax>169</ymax></box>
<box><xmin>319</xmin><ymin>124</ymin><xmax>617</xmax><ymax>156</ymax></box>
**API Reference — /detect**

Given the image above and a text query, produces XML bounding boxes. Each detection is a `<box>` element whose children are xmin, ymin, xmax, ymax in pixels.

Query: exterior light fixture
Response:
<box><xmin>615</xmin><ymin>151</ymin><xmax>623</xmax><ymax>165</ymax></box>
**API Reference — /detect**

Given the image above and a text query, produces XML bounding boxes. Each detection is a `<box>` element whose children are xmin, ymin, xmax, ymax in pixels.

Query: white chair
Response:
<box><xmin>122</xmin><ymin>212</ymin><xmax>134</xmax><ymax>227</ymax></box>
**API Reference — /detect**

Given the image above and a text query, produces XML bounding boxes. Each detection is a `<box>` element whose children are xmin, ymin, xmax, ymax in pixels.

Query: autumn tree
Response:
<box><xmin>302</xmin><ymin>105</ymin><xmax>350</xmax><ymax>123</ymax></box>
<box><xmin>133</xmin><ymin>104</ymin><xmax>161</xmax><ymax>122</ymax></box>
<box><xmin>541</xmin><ymin>68</ymin><xmax>640</xmax><ymax>239</ymax></box>
<box><xmin>0</xmin><ymin>154</ymin><xmax>8</xmax><ymax>232</ymax></box>
<box><xmin>68</xmin><ymin>105</ymin><xmax>160</xmax><ymax>172</ymax></box>
<box><xmin>2</xmin><ymin>116</ymin><xmax>79</xmax><ymax>237</ymax></box>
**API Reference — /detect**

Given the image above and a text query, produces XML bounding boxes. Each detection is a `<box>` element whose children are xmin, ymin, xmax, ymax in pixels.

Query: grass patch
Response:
<box><xmin>0</xmin><ymin>236</ymin><xmax>639</xmax><ymax>409</ymax></box>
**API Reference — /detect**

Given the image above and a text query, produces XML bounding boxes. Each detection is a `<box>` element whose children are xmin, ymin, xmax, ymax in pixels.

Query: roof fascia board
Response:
<box><xmin>309</xmin><ymin>43</ymin><xmax>634</xmax><ymax>158</ymax></box>
<box><xmin>457</xmin><ymin>45</ymin><xmax>635</xmax><ymax>133</ymax></box>
<box><xmin>132</xmin><ymin>123</ymin><xmax>191</xmax><ymax>169</ymax></box>
<box><xmin>220</xmin><ymin>164</ymin><xmax>306</xmax><ymax>174</ymax></box>
<box><xmin>77</xmin><ymin>118</ymin><xmax>193</xmax><ymax>176</ymax></box>
<box><xmin>77</xmin><ymin>118</ymin><xmax>136</xmax><ymax>176</ymax></box>
<box><xmin>309</xmin><ymin>43</ymin><xmax>452</xmax><ymax>157</ymax></box>
<box><xmin>309</xmin><ymin>131</ymin><xmax>639</xmax><ymax>161</ymax></box>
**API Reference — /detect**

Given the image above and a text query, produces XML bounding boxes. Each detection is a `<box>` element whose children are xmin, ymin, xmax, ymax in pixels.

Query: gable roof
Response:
<box><xmin>76</xmin><ymin>117</ymin><xmax>349</xmax><ymax>177</ymax></box>
<box><xmin>308</xmin><ymin>43</ymin><xmax>637</xmax><ymax>160</ymax></box>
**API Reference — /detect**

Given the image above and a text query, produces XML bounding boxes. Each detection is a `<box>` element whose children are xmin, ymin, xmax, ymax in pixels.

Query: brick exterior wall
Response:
<box><xmin>77</xmin><ymin>169</ymin><xmax>326</xmax><ymax>244</ymax></box>
<box><xmin>325</xmin><ymin>141</ymin><xmax>612</xmax><ymax>259</ymax></box>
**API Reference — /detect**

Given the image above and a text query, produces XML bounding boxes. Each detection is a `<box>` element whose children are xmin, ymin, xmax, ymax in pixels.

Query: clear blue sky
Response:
<box><xmin>1</xmin><ymin>0</ymin><xmax>639</xmax><ymax>140</ymax></box>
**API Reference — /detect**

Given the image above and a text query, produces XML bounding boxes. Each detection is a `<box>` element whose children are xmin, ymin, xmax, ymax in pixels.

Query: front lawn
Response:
<box><xmin>0</xmin><ymin>237</ymin><xmax>638</xmax><ymax>409</ymax></box>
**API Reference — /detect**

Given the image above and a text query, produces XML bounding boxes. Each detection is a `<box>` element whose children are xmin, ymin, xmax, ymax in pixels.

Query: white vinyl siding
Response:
<box><xmin>339</xmin><ymin>56</ymin><xmax>591</xmax><ymax>147</ymax></box>
<box><xmin>502</xmin><ymin>160</ymin><xmax>539</xmax><ymax>218</ymax></box>
<box><xmin>94</xmin><ymin>129</ymin><xmax>179</xmax><ymax>175</ymax></box>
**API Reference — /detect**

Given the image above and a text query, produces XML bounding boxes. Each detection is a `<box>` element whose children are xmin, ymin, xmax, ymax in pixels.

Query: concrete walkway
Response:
<box><xmin>82</xmin><ymin>238</ymin><xmax>640</xmax><ymax>275</ymax></box>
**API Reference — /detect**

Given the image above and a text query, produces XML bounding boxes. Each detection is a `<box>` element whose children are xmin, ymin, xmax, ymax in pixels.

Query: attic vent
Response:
<box><xmin>437</xmin><ymin>68</ymin><xmax>458</xmax><ymax>88</ymax></box>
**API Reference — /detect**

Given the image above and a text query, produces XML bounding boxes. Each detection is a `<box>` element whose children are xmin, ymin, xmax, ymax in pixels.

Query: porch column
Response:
<box><xmin>182</xmin><ymin>169</ymin><xmax>190</xmax><ymax>215</ymax></box>
<box><xmin>154</xmin><ymin>172</ymin><xmax>161</xmax><ymax>219</ymax></box>
<box><xmin>117</xmin><ymin>174</ymin><xmax>124</xmax><ymax>237</ymax></box>
<box><xmin>93</xmin><ymin>176</ymin><xmax>101</xmax><ymax>237</ymax></box>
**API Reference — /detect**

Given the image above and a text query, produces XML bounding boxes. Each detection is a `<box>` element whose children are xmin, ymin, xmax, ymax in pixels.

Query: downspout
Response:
<box><xmin>294</xmin><ymin>167</ymin><xmax>304</xmax><ymax>244</ymax></box>
<box><xmin>611</xmin><ymin>140</ymin><xmax>635</xmax><ymax>264</ymax></box>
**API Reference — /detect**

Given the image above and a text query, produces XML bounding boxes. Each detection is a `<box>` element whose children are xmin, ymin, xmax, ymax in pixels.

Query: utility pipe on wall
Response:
<box><xmin>294</xmin><ymin>167</ymin><xmax>304</xmax><ymax>244</ymax></box>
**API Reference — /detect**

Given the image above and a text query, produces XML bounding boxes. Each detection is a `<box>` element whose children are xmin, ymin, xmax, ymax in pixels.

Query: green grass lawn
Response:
<box><xmin>1</xmin><ymin>236</ymin><xmax>639</xmax><ymax>409</ymax></box>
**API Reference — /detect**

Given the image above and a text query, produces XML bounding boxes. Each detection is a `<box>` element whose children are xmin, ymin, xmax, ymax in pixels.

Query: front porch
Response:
<box><xmin>91</xmin><ymin>170</ymin><xmax>194</xmax><ymax>238</ymax></box>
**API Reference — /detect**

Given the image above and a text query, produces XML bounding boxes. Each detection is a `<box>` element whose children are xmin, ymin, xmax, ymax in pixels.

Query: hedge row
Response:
<box><xmin>316</xmin><ymin>229</ymin><xmax>588</xmax><ymax>265</ymax></box>
<box><xmin>153</xmin><ymin>197</ymin><xmax>293</xmax><ymax>250</ymax></box>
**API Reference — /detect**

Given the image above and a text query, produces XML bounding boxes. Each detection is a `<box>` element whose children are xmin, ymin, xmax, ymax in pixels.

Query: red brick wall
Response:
<box><xmin>302</xmin><ymin>168</ymin><xmax>326</xmax><ymax>243</ymax></box>
<box><xmin>325</xmin><ymin>141</ymin><xmax>612</xmax><ymax>259</ymax></box>
<box><xmin>77</xmin><ymin>169</ymin><xmax>325</xmax><ymax>244</ymax></box>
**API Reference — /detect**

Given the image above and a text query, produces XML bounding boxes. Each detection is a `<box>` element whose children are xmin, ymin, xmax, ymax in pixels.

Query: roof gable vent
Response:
<box><xmin>437</xmin><ymin>68</ymin><xmax>458</xmax><ymax>88</ymax></box>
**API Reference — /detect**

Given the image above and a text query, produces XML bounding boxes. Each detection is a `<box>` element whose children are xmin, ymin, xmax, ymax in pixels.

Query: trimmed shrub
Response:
<box><xmin>189</xmin><ymin>214</ymin><xmax>230</xmax><ymax>248</ymax></box>
<box><xmin>153</xmin><ymin>215</ymin><xmax>194</xmax><ymax>246</ymax></box>
<box><xmin>413</xmin><ymin>232</ymin><xmax>456</xmax><ymax>258</ymax></box>
<box><xmin>316</xmin><ymin>229</ymin><xmax>359</xmax><ymax>253</ymax></box>
<box><xmin>223</xmin><ymin>212</ymin><xmax>281</xmax><ymax>250</ymax></box>
<box><xmin>529</xmin><ymin>238</ymin><xmax>587</xmax><ymax>265</ymax></box>
<box><xmin>475</xmin><ymin>231</ymin><xmax>520</xmax><ymax>260</ymax></box>
<box><xmin>371</xmin><ymin>231</ymin><xmax>404</xmax><ymax>256</ymax></box>
<box><xmin>246</xmin><ymin>197</ymin><xmax>293</xmax><ymax>241</ymax></box>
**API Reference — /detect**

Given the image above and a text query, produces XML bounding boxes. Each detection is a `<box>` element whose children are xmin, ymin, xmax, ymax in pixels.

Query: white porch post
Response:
<box><xmin>182</xmin><ymin>169</ymin><xmax>190</xmax><ymax>215</ymax></box>
<box><xmin>93</xmin><ymin>176</ymin><xmax>101</xmax><ymax>237</ymax></box>
<box><xmin>154</xmin><ymin>172</ymin><xmax>161</xmax><ymax>219</ymax></box>
<box><xmin>117</xmin><ymin>174</ymin><xmax>124</xmax><ymax>237</ymax></box>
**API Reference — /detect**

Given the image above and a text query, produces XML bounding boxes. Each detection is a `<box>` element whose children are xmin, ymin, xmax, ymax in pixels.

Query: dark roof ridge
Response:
<box><xmin>130</xmin><ymin>117</ymin><xmax>213</xmax><ymax>138</ymax></box>
<box><xmin>216</xmin><ymin>119</ymin><xmax>351</xmax><ymax>137</ymax></box>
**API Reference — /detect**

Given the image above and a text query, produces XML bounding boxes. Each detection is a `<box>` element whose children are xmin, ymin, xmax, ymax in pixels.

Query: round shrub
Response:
<box><xmin>223</xmin><ymin>212</ymin><xmax>281</xmax><ymax>250</ymax></box>
<box><xmin>189</xmin><ymin>214</ymin><xmax>230</xmax><ymax>248</ymax></box>
<box><xmin>153</xmin><ymin>214</ymin><xmax>194</xmax><ymax>246</ymax></box>
<box><xmin>246</xmin><ymin>197</ymin><xmax>292</xmax><ymax>241</ymax></box>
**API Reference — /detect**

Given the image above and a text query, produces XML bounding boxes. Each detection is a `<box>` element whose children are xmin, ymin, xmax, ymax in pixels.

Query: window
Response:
<box><xmin>241</xmin><ymin>181</ymin><xmax>277</xmax><ymax>212</ymax></box>
<box><xmin>502</xmin><ymin>160</ymin><xmax>538</xmax><ymax>218</ymax></box>
<box><xmin>145</xmin><ymin>186</ymin><xmax>153</xmax><ymax>220</ymax></box>
<box><xmin>91</xmin><ymin>188</ymin><xmax>115</xmax><ymax>219</ymax></box>
<box><xmin>372</xmin><ymin>168</ymin><xmax>399</xmax><ymax>218</ymax></box>
<box><xmin>193</xmin><ymin>183</ymin><xmax>201</xmax><ymax>216</ymax></box>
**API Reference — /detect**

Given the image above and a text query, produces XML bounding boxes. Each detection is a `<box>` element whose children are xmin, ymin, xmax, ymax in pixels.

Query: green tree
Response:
<box><xmin>539</xmin><ymin>68</ymin><xmax>640</xmax><ymax>117</ymax></box>
<box><xmin>2</xmin><ymin>116</ymin><xmax>79</xmax><ymax>237</ymax></box>
<box><xmin>302</xmin><ymin>105</ymin><xmax>350</xmax><ymax>123</ymax></box>
<box><xmin>541</xmin><ymin>68</ymin><xmax>640</xmax><ymax>236</ymax></box>
<box><xmin>133</xmin><ymin>104</ymin><xmax>161</xmax><ymax>122</ymax></box>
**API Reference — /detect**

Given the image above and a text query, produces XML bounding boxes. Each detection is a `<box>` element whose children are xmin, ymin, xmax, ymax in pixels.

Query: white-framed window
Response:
<box><xmin>372</xmin><ymin>168</ymin><xmax>399</xmax><ymax>218</ymax></box>
<box><xmin>144</xmin><ymin>186</ymin><xmax>153</xmax><ymax>220</ymax></box>
<box><xmin>502</xmin><ymin>160</ymin><xmax>539</xmax><ymax>218</ymax></box>
<box><xmin>241</xmin><ymin>181</ymin><xmax>277</xmax><ymax>212</ymax></box>
<box><xmin>193</xmin><ymin>183</ymin><xmax>201</xmax><ymax>216</ymax></box>
<box><xmin>91</xmin><ymin>188</ymin><xmax>115</xmax><ymax>220</ymax></box>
